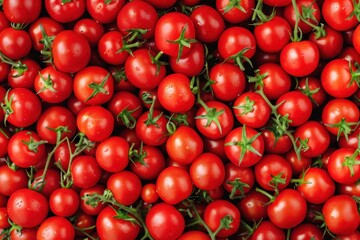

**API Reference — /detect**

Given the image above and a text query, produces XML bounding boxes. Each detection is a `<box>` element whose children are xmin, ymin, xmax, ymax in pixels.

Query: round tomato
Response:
<box><xmin>0</xmin><ymin>165</ymin><xmax>28</xmax><ymax>196</ymax></box>
<box><xmin>49</xmin><ymin>188</ymin><xmax>80</xmax><ymax>217</ymax></box>
<box><xmin>37</xmin><ymin>216</ymin><xmax>75</xmax><ymax>240</ymax></box>
<box><xmin>71</xmin><ymin>155</ymin><xmax>102</xmax><ymax>188</ymax></box>
<box><xmin>322</xmin><ymin>0</ymin><xmax>359</xmax><ymax>31</ymax></box>
<box><xmin>45</xmin><ymin>0</ymin><xmax>85</xmax><ymax>23</ymax></box>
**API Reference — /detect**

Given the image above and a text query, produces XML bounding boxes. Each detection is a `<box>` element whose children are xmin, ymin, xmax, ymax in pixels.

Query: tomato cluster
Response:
<box><xmin>0</xmin><ymin>0</ymin><xmax>360</xmax><ymax>239</ymax></box>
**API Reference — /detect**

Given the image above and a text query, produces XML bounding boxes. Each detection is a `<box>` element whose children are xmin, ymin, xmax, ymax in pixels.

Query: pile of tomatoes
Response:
<box><xmin>0</xmin><ymin>0</ymin><xmax>360</xmax><ymax>239</ymax></box>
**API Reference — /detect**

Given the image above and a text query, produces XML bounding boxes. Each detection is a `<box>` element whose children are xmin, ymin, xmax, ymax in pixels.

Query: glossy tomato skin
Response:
<box><xmin>322</xmin><ymin>98</ymin><xmax>359</xmax><ymax>138</ymax></box>
<box><xmin>250</xmin><ymin>221</ymin><xmax>285</xmax><ymax>240</ymax></box>
<box><xmin>321</xmin><ymin>59</ymin><xmax>358</xmax><ymax>98</ymax></box>
<box><xmin>189</xmin><ymin>5</ymin><xmax>225</xmax><ymax>43</ymax></box>
<box><xmin>255</xmin><ymin>154</ymin><xmax>293</xmax><ymax>192</ymax></box>
<box><xmin>71</xmin><ymin>155</ymin><xmax>102</xmax><ymax>189</ymax></box>
<box><xmin>322</xmin><ymin>195</ymin><xmax>360</xmax><ymax>235</ymax></box>
<box><xmin>36</xmin><ymin>106</ymin><xmax>77</xmax><ymax>145</ymax></box>
<box><xmin>294</xmin><ymin>121</ymin><xmax>331</xmax><ymax>158</ymax></box>
<box><xmin>31</xmin><ymin>168</ymin><xmax>61</xmax><ymax>198</ymax></box>
<box><xmin>262</xmin><ymin>129</ymin><xmax>292</xmax><ymax>154</ymax></box>
<box><xmin>97</xmin><ymin>30</ymin><xmax>129</xmax><ymax>66</ymax></box>
<box><xmin>268</xmin><ymin>189</ymin><xmax>307</xmax><ymax>229</ymax></box>
<box><xmin>327</xmin><ymin>148</ymin><xmax>360</xmax><ymax>185</ymax></box>
<box><xmin>215</xmin><ymin>0</ymin><xmax>254</xmax><ymax>24</ymax></box>
<box><xmin>96</xmin><ymin>206</ymin><xmax>140</xmax><ymax>240</ymax></box>
<box><xmin>178</xmin><ymin>231</ymin><xmax>211</xmax><ymax>240</ymax></box>
<box><xmin>80</xmin><ymin>184</ymin><xmax>106</xmax><ymax>215</ymax></box>
<box><xmin>210</xmin><ymin>63</ymin><xmax>246</xmax><ymax>102</ymax></box>
<box><xmin>290</xmin><ymin>223</ymin><xmax>323</xmax><ymax>240</ymax></box>
<box><xmin>156</xmin><ymin>166</ymin><xmax>193</xmax><ymax>205</ymax></box>
<box><xmin>224</xmin><ymin>126</ymin><xmax>264</xmax><ymax>167</ymax></box>
<box><xmin>125</xmin><ymin>48</ymin><xmax>166</xmax><ymax>90</ymax></box>
<box><xmin>8</xmin><ymin>59</ymin><xmax>41</xmax><ymax>90</ymax></box>
<box><xmin>36</xmin><ymin>216</ymin><xmax>75</xmax><ymax>240</ymax></box>
<box><xmin>0</xmin><ymin>28</ymin><xmax>32</xmax><ymax>60</ymax></box>
<box><xmin>284</xmin><ymin>149</ymin><xmax>312</xmax><ymax>177</ymax></box>
<box><xmin>76</xmin><ymin>105</ymin><xmax>114</xmax><ymax>142</ymax></box>
<box><xmin>196</xmin><ymin>100</ymin><xmax>234</xmax><ymax>140</ymax></box>
<box><xmin>309</xmin><ymin>25</ymin><xmax>343</xmax><ymax>60</ymax></box>
<box><xmin>45</xmin><ymin>0</ymin><xmax>85</xmax><ymax>23</ymax></box>
<box><xmin>49</xmin><ymin>188</ymin><xmax>80</xmax><ymax>217</ymax></box>
<box><xmin>280</xmin><ymin>40</ymin><xmax>319</xmax><ymax>77</ymax></box>
<box><xmin>87</xmin><ymin>0</ymin><xmax>125</xmax><ymax>24</ymax></box>
<box><xmin>297</xmin><ymin>168</ymin><xmax>335</xmax><ymax>204</ymax></box>
<box><xmin>155</xmin><ymin>12</ymin><xmax>196</xmax><ymax>58</ymax></box>
<box><xmin>9</xmin><ymin>227</ymin><xmax>38</xmax><ymax>240</ymax></box>
<box><xmin>322</xmin><ymin>0</ymin><xmax>358</xmax><ymax>31</ymax></box>
<box><xmin>276</xmin><ymin>91</ymin><xmax>313</xmax><ymax>127</ymax></box>
<box><xmin>52</xmin><ymin>30</ymin><xmax>91</xmax><ymax>73</ymax></box>
<box><xmin>0</xmin><ymin>165</ymin><xmax>28</xmax><ymax>196</ymax></box>
<box><xmin>238</xmin><ymin>190</ymin><xmax>269</xmax><ymax>222</ymax></box>
<box><xmin>146</xmin><ymin>203</ymin><xmax>185</xmax><ymax>240</ymax></box>
<box><xmin>141</xmin><ymin>183</ymin><xmax>159</xmax><ymax>204</ymax></box>
<box><xmin>166</xmin><ymin>126</ymin><xmax>203</xmax><ymax>165</ymax></box>
<box><xmin>254</xmin><ymin>16</ymin><xmax>291</xmax><ymax>53</ymax></box>
<box><xmin>223</xmin><ymin>163</ymin><xmax>254</xmax><ymax>198</ymax></box>
<box><xmin>203</xmin><ymin>200</ymin><xmax>241</xmax><ymax>238</ymax></box>
<box><xmin>297</xmin><ymin>77</ymin><xmax>327</xmax><ymax>108</ymax></box>
<box><xmin>8</xmin><ymin>130</ymin><xmax>46</xmax><ymax>168</ymax></box>
<box><xmin>117</xmin><ymin>0</ymin><xmax>158</xmax><ymax>39</ymax></box>
<box><xmin>28</xmin><ymin>17</ymin><xmax>64</xmax><ymax>52</ymax></box>
<box><xmin>73</xmin><ymin>18</ymin><xmax>105</xmax><ymax>47</ymax></box>
<box><xmin>233</xmin><ymin>92</ymin><xmax>271</xmax><ymax>129</ymax></box>
<box><xmin>190</xmin><ymin>152</ymin><xmax>225</xmax><ymax>190</ymax></box>
<box><xmin>0</xmin><ymin>127</ymin><xmax>9</xmax><ymax>158</ymax></box>
<box><xmin>3</xmin><ymin>0</ymin><xmax>42</xmax><ymax>24</ymax></box>
<box><xmin>73</xmin><ymin>66</ymin><xmax>114</xmax><ymax>105</ymax></box>
<box><xmin>7</xmin><ymin>189</ymin><xmax>49</xmax><ymax>228</ymax></box>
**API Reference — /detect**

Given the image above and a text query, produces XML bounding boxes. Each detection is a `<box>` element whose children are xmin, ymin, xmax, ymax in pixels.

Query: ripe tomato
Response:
<box><xmin>238</xmin><ymin>190</ymin><xmax>268</xmax><ymax>222</ymax></box>
<box><xmin>155</xmin><ymin>12</ymin><xmax>196</xmax><ymax>59</ymax></box>
<box><xmin>224</xmin><ymin>126</ymin><xmax>264</xmax><ymax>167</ymax></box>
<box><xmin>284</xmin><ymin>149</ymin><xmax>312</xmax><ymax>177</ymax></box>
<box><xmin>166</xmin><ymin>126</ymin><xmax>203</xmax><ymax>165</ymax></box>
<box><xmin>80</xmin><ymin>184</ymin><xmax>106</xmax><ymax>215</ymax></box>
<box><xmin>262</xmin><ymin>128</ymin><xmax>292</xmax><ymax>154</ymax></box>
<box><xmin>7</xmin><ymin>188</ymin><xmax>48</xmax><ymax>228</ymax></box>
<box><xmin>280</xmin><ymin>40</ymin><xmax>319</xmax><ymax>77</ymax></box>
<box><xmin>8</xmin><ymin>59</ymin><xmax>41</xmax><ymax>90</ymax></box>
<box><xmin>322</xmin><ymin>0</ymin><xmax>359</xmax><ymax>31</ymax></box>
<box><xmin>71</xmin><ymin>155</ymin><xmax>102</xmax><ymax>189</ymax></box>
<box><xmin>276</xmin><ymin>91</ymin><xmax>313</xmax><ymax>127</ymax></box>
<box><xmin>73</xmin><ymin>66</ymin><xmax>114</xmax><ymax>105</ymax></box>
<box><xmin>96</xmin><ymin>206</ymin><xmax>140</xmax><ymax>240</ymax></box>
<box><xmin>233</xmin><ymin>92</ymin><xmax>271</xmax><ymax>129</ymax></box>
<box><xmin>322</xmin><ymin>195</ymin><xmax>360</xmax><ymax>235</ymax></box>
<box><xmin>0</xmin><ymin>165</ymin><xmax>28</xmax><ymax>196</ymax></box>
<box><xmin>77</xmin><ymin>105</ymin><xmax>114</xmax><ymax>142</ymax></box>
<box><xmin>86</xmin><ymin>0</ymin><xmax>125</xmax><ymax>24</ymax></box>
<box><xmin>156</xmin><ymin>166</ymin><xmax>193</xmax><ymax>205</ymax></box>
<box><xmin>178</xmin><ymin>231</ymin><xmax>211</xmax><ymax>240</ymax></box>
<box><xmin>297</xmin><ymin>77</ymin><xmax>327</xmax><ymax>108</ymax></box>
<box><xmin>290</xmin><ymin>223</ymin><xmax>323</xmax><ymax>240</ymax></box>
<box><xmin>0</xmin><ymin>28</ymin><xmax>32</xmax><ymax>60</ymax></box>
<box><xmin>203</xmin><ymin>200</ymin><xmax>241</xmax><ymax>238</ymax></box>
<box><xmin>8</xmin><ymin>130</ymin><xmax>46</xmax><ymax>168</ymax></box>
<box><xmin>3</xmin><ymin>0</ymin><xmax>42</xmax><ymax>24</ymax></box>
<box><xmin>309</xmin><ymin>26</ymin><xmax>344</xmax><ymax>60</ymax></box>
<box><xmin>321</xmin><ymin>59</ymin><xmax>358</xmax><ymax>98</ymax></box>
<box><xmin>37</xmin><ymin>216</ymin><xmax>75</xmax><ymax>240</ymax></box>
<box><xmin>267</xmin><ymin>189</ymin><xmax>307</xmax><ymax>229</ymax></box>
<box><xmin>254</xmin><ymin>16</ymin><xmax>291</xmax><ymax>53</ymax></box>
<box><xmin>141</xmin><ymin>183</ymin><xmax>159</xmax><ymax>204</ymax></box>
<box><xmin>209</xmin><ymin>62</ymin><xmax>246</xmax><ymax>102</ymax></box>
<box><xmin>189</xmin><ymin>5</ymin><xmax>225</xmax><ymax>43</ymax></box>
<box><xmin>45</xmin><ymin>0</ymin><xmax>85</xmax><ymax>23</ymax></box>
<box><xmin>190</xmin><ymin>152</ymin><xmax>225</xmax><ymax>190</ymax></box>
<box><xmin>250</xmin><ymin>221</ymin><xmax>285</xmax><ymax>240</ymax></box>
<box><xmin>223</xmin><ymin>163</ymin><xmax>254</xmax><ymax>198</ymax></box>
<box><xmin>117</xmin><ymin>0</ymin><xmax>158</xmax><ymax>40</ymax></box>
<box><xmin>73</xmin><ymin>18</ymin><xmax>105</xmax><ymax>47</ymax></box>
<box><xmin>31</xmin><ymin>168</ymin><xmax>61</xmax><ymax>198</ymax></box>
<box><xmin>215</xmin><ymin>0</ymin><xmax>254</xmax><ymax>24</ymax></box>
<box><xmin>49</xmin><ymin>188</ymin><xmax>80</xmax><ymax>217</ymax></box>
<box><xmin>0</xmin><ymin>127</ymin><xmax>9</xmax><ymax>158</ymax></box>
<box><xmin>157</xmin><ymin>73</ymin><xmax>195</xmax><ymax>113</ymax></box>
<box><xmin>146</xmin><ymin>203</ymin><xmax>185</xmax><ymax>240</ymax></box>
<box><xmin>97</xmin><ymin>30</ymin><xmax>129</xmax><ymax>66</ymax></box>
<box><xmin>52</xmin><ymin>30</ymin><xmax>91</xmax><ymax>73</ymax></box>
<box><xmin>255</xmin><ymin>154</ymin><xmax>293</xmax><ymax>192</ymax></box>
<box><xmin>36</xmin><ymin>106</ymin><xmax>77</xmax><ymax>145</ymax></box>
<box><xmin>322</xmin><ymin>98</ymin><xmax>359</xmax><ymax>139</ymax></box>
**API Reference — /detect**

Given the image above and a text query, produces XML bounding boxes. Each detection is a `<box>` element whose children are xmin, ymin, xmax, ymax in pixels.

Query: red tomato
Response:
<box><xmin>86</xmin><ymin>0</ymin><xmax>125</xmax><ymax>24</ymax></box>
<box><xmin>254</xmin><ymin>16</ymin><xmax>291</xmax><ymax>53</ymax></box>
<box><xmin>7</xmin><ymin>189</ymin><xmax>48</xmax><ymax>228</ymax></box>
<box><xmin>3</xmin><ymin>0</ymin><xmax>42</xmax><ymax>24</ymax></box>
<box><xmin>97</xmin><ymin>30</ymin><xmax>129</xmax><ymax>66</ymax></box>
<box><xmin>0</xmin><ymin>165</ymin><xmax>28</xmax><ymax>196</ymax></box>
<box><xmin>49</xmin><ymin>188</ymin><xmax>80</xmax><ymax>217</ymax></box>
<box><xmin>107</xmin><ymin>171</ymin><xmax>142</xmax><ymax>206</ymax></box>
<box><xmin>280</xmin><ymin>40</ymin><xmax>319</xmax><ymax>77</ymax></box>
<box><xmin>80</xmin><ymin>184</ymin><xmax>106</xmax><ymax>215</ymax></box>
<box><xmin>178</xmin><ymin>231</ymin><xmax>211</xmax><ymax>240</ymax></box>
<box><xmin>77</xmin><ymin>105</ymin><xmax>114</xmax><ymax>142</ymax></box>
<box><xmin>37</xmin><ymin>216</ymin><xmax>75</xmax><ymax>240</ymax></box>
<box><xmin>322</xmin><ymin>0</ymin><xmax>359</xmax><ymax>31</ymax></box>
<box><xmin>157</xmin><ymin>73</ymin><xmax>195</xmax><ymax>113</ymax></box>
<box><xmin>71</xmin><ymin>155</ymin><xmax>102</xmax><ymax>188</ymax></box>
<box><xmin>8</xmin><ymin>59</ymin><xmax>40</xmax><ymax>90</ymax></box>
<box><xmin>215</xmin><ymin>0</ymin><xmax>254</xmax><ymax>23</ymax></box>
<box><xmin>166</xmin><ymin>126</ymin><xmax>203</xmax><ymax>165</ymax></box>
<box><xmin>297</xmin><ymin>77</ymin><xmax>327</xmax><ymax>108</ymax></box>
<box><xmin>209</xmin><ymin>63</ymin><xmax>246</xmax><ymax>102</ymax></box>
<box><xmin>154</xmin><ymin>12</ymin><xmax>196</xmax><ymax>59</ymax></box>
<box><xmin>45</xmin><ymin>0</ymin><xmax>85</xmax><ymax>23</ymax></box>
<box><xmin>146</xmin><ymin>203</ymin><xmax>185</xmax><ymax>240</ymax></box>
<box><xmin>190</xmin><ymin>152</ymin><xmax>225</xmax><ymax>190</ymax></box>
<box><xmin>141</xmin><ymin>183</ymin><xmax>159</xmax><ymax>204</ymax></box>
<box><xmin>224</xmin><ymin>126</ymin><xmax>264</xmax><ymax>167</ymax></box>
<box><xmin>203</xmin><ymin>200</ymin><xmax>241</xmax><ymax>238</ymax></box>
<box><xmin>290</xmin><ymin>223</ymin><xmax>323</xmax><ymax>240</ymax></box>
<box><xmin>268</xmin><ymin>189</ymin><xmax>307</xmax><ymax>229</ymax></box>
<box><xmin>250</xmin><ymin>221</ymin><xmax>285</xmax><ymax>240</ymax></box>
<box><xmin>233</xmin><ymin>92</ymin><xmax>271</xmax><ymax>129</ymax></box>
<box><xmin>297</xmin><ymin>168</ymin><xmax>335</xmax><ymax>204</ymax></box>
<box><xmin>52</xmin><ymin>30</ymin><xmax>91</xmax><ymax>73</ymax></box>
<box><xmin>223</xmin><ymin>163</ymin><xmax>254</xmax><ymax>198</ymax></box>
<box><xmin>238</xmin><ymin>190</ymin><xmax>268</xmax><ymax>222</ymax></box>
<box><xmin>96</xmin><ymin>206</ymin><xmax>140</xmax><ymax>240</ymax></box>
<box><xmin>73</xmin><ymin>18</ymin><xmax>105</xmax><ymax>47</ymax></box>
<box><xmin>0</xmin><ymin>28</ymin><xmax>32</xmax><ymax>60</ymax></box>
<box><xmin>322</xmin><ymin>195</ymin><xmax>360</xmax><ymax>235</ymax></box>
<box><xmin>189</xmin><ymin>5</ymin><xmax>225</xmax><ymax>43</ymax></box>
<box><xmin>156</xmin><ymin>166</ymin><xmax>193</xmax><ymax>205</ymax></box>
